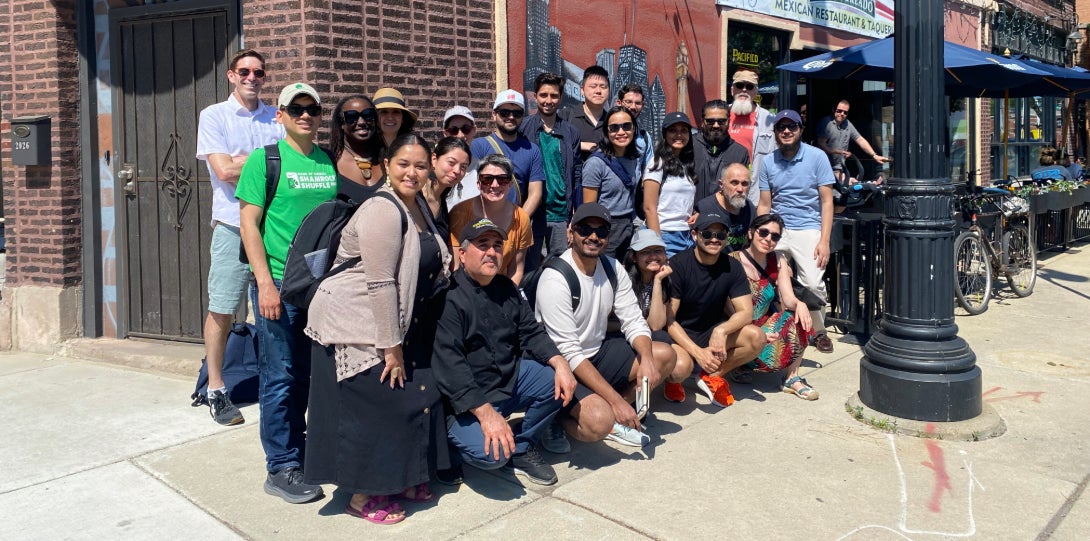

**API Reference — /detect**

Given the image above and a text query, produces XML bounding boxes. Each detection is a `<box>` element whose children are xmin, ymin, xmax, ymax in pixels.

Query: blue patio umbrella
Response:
<box><xmin>949</xmin><ymin>57</ymin><xmax>1090</xmax><ymax>98</ymax></box>
<box><xmin>778</xmin><ymin>36</ymin><xmax>1049</xmax><ymax>94</ymax></box>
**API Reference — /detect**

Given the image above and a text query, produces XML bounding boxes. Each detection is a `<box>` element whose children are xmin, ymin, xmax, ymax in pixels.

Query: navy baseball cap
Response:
<box><xmin>772</xmin><ymin>109</ymin><xmax>803</xmax><ymax>126</ymax></box>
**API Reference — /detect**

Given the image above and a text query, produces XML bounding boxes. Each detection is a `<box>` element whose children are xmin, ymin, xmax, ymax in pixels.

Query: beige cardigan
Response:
<box><xmin>305</xmin><ymin>187</ymin><xmax>450</xmax><ymax>380</ymax></box>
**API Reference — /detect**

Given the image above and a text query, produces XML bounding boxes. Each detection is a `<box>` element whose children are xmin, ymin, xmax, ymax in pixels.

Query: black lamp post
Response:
<box><xmin>858</xmin><ymin>0</ymin><xmax>982</xmax><ymax>421</ymax></box>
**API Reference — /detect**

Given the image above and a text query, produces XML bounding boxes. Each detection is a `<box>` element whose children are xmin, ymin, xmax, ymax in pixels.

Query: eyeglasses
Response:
<box><xmin>495</xmin><ymin>109</ymin><xmax>524</xmax><ymax>119</ymax></box>
<box><xmin>733</xmin><ymin>82</ymin><xmax>756</xmax><ymax>91</ymax></box>
<box><xmin>283</xmin><ymin>104</ymin><xmax>321</xmax><ymax>118</ymax></box>
<box><xmin>698</xmin><ymin>229</ymin><xmax>728</xmax><ymax>240</ymax></box>
<box><xmin>608</xmin><ymin>122</ymin><xmax>634</xmax><ymax>133</ymax></box>
<box><xmin>573</xmin><ymin>223</ymin><xmax>611</xmax><ymax>238</ymax></box>
<box><xmin>446</xmin><ymin>124</ymin><xmax>474</xmax><ymax>135</ymax></box>
<box><xmin>756</xmin><ymin>227</ymin><xmax>782</xmax><ymax>242</ymax></box>
<box><xmin>342</xmin><ymin>108</ymin><xmax>376</xmax><ymax>126</ymax></box>
<box><xmin>621</xmin><ymin>99</ymin><xmax>643</xmax><ymax>108</ymax></box>
<box><xmin>835</xmin><ymin>109</ymin><xmax>849</xmax><ymax>115</ymax></box>
<box><xmin>728</xmin><ymin>179</ymin><xmax>751</xmax><ymax>187</ymax></box>
<box><xmin>704</xmin><ymin>118</ymin><xmax>728</xmax><ymax>126</ymax></box>
<box><xmin>234</xmin><ymin>67</ymin><xmax>266</xmax><ymax>79</ymax></box>
<box><xmin>478</xmin><ymin>173</ymin><xmax>513</xmax><ymax>186</ymax></box>
<box><xmin>775</xmin><ymin>123</ymin><xmax>801</xmax><ymax>133</ymax></box>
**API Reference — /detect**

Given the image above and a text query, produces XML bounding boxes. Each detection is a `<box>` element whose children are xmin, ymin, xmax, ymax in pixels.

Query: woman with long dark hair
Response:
<box><xmin>581</xmin><ymin>105</ymin><xmax>640</xmax><ymax>258</ymax></box>
<box><xmin>330</xmin><ymin>95</ymin><xmax>384</xmax><ymax>187</ymax></box>
<box><xmin>641</xmin><ymin>112</ymin><xmax>697</xmax><ymax>257</ymax></box>
<box><xmin>421</xmin><ymin>136</ymin><xmax>471</xmax><ymax>244</ymax></box>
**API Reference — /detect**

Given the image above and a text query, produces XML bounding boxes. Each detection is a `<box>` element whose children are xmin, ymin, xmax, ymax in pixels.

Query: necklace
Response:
<box><xmin>343</xmin><ymin>146</ymin><xmax>374</xmax><ymax>180</ymax></box>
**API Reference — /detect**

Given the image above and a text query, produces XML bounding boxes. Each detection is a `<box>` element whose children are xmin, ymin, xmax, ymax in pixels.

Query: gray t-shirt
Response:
<box><xmin>817</xmin><ymin>116</ymin><xmax>860</xmax><ymax>152</ymax></box>
<box><xmin>582</xmin><ymin>154</ymin><xmax>638</xmax><ymax>217</ymax></box>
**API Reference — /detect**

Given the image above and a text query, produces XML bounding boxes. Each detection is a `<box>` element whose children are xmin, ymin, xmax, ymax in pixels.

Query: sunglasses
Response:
<box><xmin>775</xmin><ymin>123</ymin><xmax>801</xmax><ymax>133</ymax></box>
<box><xmin>728</xmin><ymin>179</ymin><xmax>751</xmax><ymax>187</ymax></box>
<box><xmin>835</xmin><ymin>108</ymin><xmax>849</xmax><ymax>114</ymax></box>
<box><xmin>495</xmin><ymin>109</ymin><xmax>524</xmax><ymax>119</ymax></box>
<box><xmin>283</xmin><ymin>104</ymin><xmax>321</xmax><ymax>118</ymax></box>
<box><xmin>704</xmin><ymin>118</ymin><xmax>727</xmax><ymax>126</ymax></box>
<box><xmin>608</xmin><ymin>122</ymin><xmax>634</xmax><ymax>133</ymax></box>
<box><xmin>234</xmin><ymin>67</ymin><xmax>266</xmax><ymax>79</ymax></box>
<box><xmin>342</xmin><ymin>108</ymin><xmax>376</xmax><ymax>126</ymax></box>
<box><xmin>733</xmin><ymin>82</ymin><xmax>756</xmax><ymax>91</ymax></box>
<box><xmin>756</xmin><ymin>227</ymin><xmax>782</xmax><ymax>242</ymax></box>
<box><xmin>698</xmin><ymin>229</ymin><xmax>728</xmax><ymax>241</ymax></box>
<box><xmin>478</xmin><ymin>173</ymin><xmax>513</xmax><ymax>186</ymax></box>
<box><xmin>446</xmin><ymin>124</ymin><xmax>474</xmax><ymax>135</ymax></box>
<box><xmin>573</xmin><ymin>223</ymin><xmax>611</xmax><ymax>238</ymax></box>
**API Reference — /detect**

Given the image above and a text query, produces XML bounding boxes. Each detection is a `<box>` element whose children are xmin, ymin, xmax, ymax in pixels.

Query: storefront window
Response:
<box><xmin>990</xmin><ymin>96</ymin><xmax>1060</xmax><ymax>179</ymax></box>
<box><xmin>727</xmin><ymin>22</ymin><xmax>788</xmax><ymax>111</ymax></box>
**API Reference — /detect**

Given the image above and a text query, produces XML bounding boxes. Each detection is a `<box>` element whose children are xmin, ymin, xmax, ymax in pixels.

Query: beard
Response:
<box><xmin>497</xmin><ymin>122</ymin><xmax>519</xmax><ymax>137</ymax></box>
<box><xmin>727</xmin><ymin>194</ymin><xmax>748</xmax><ymax>210</ymax></box>
<box><xmin>731</xmin><ymin>98</ymin><xmax>754</xmax><ymax>116</ymax></box>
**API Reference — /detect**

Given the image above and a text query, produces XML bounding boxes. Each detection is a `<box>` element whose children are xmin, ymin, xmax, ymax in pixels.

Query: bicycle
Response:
<box><xmin>953</xmin><ymin>182</ymin><xmax>1037</xmax><ymax>315</ymax></box>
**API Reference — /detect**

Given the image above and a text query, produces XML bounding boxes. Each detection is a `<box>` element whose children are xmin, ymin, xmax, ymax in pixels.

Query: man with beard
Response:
<box><xmin>195</xmin><ymin>49</ymin><xmax>285</xmax><ymax>426</ymax></box>
<box><xmin>694</xmin><ymin>163</ymin><xmax>755</xmax><ymax>252</ymax></box>
<box><xmin>443</xmin><ymin>105</ymin><xmax>481</xmax><ymax>207</ymax></box>
<box><xmin>726</xmin><ymin>69</ymin><xmax>776</xmax><ymax>207</ymax></box>
<box><xmin>521</xmin><ymin>72</ymin><xmax>582</xmax><ymax>263</ymax></box>
<box><xmin>667</xmin><ymin>212</ymin><xmax>764</xmax><ymax>408</ymax></box>
<box><xmin>470</xmin><ymin>90</ymin><xmax>545</xmax><ymax>269</ymax></box>
<box><xmin>757</xmin><ymin>110</ymin><xmax>837</xmax><ymax>354</ymax></box>
<box><xmin>535</xmin><ymin>203</ymin><xmax>677</xmax><ymax>450</ymax></box>
<box><xmin>693</xmin><ymin>100</ymin><xmax>750</xmax><ymax>203</ymax></box>
<box><xmin>815</xmin><ymin>100</ymin><xmax>888</xmax><ymax>183</ymax></box>
<box><xmin>562</xmin><ymin>66</ymin><xmax>612</xmax><ymax>161</ymax></box>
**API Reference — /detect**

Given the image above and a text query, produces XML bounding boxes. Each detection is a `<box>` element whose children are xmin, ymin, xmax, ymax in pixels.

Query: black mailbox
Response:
<box><xmin>10</xmin><ymin>115</ymin><xmax>51</xmax><ymax>166</ymax></box>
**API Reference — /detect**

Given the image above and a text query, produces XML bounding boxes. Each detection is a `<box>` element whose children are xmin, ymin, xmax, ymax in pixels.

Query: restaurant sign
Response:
<box><xmin>717</xmin><ymin>0</ymin><xmax>894</xmax><ymax>39</ymax></box>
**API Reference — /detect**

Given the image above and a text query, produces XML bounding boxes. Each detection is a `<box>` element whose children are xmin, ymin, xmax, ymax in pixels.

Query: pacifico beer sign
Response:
<box><xmin>717</xmin><ymin>0</ymin><xmax>894</xmax><ymax>40</ymax></box>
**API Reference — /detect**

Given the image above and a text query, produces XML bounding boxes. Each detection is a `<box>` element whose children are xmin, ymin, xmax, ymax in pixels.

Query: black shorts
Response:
<box><xmin>683</xmin><ymin>326</ymin><xmax>717</xmax><ymax>349</ymax></box>
<box><xmin>572</xmin><ymin>336</ymin><xmax>637</xmax><ymax>403</ymax></box>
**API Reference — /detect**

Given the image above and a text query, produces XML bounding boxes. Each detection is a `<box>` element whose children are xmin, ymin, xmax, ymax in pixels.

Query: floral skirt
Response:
<box><xmin>746</xmin><ymin>310</ymin><xmax>815</xmax><ymax>373</ymax></box>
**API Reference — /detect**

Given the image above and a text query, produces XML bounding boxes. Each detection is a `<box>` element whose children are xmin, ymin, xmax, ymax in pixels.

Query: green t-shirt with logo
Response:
<box><xmin>236</xmin><ymin>140</ymin><xmax>337</xmax><ymax>280</ymax></box>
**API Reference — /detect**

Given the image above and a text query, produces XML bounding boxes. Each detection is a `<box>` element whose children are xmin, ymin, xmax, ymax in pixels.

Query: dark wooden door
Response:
<box><xmin>111</xmin><ymin>1</ymin><xmax>237</xmax><ymax>341</ymax></box>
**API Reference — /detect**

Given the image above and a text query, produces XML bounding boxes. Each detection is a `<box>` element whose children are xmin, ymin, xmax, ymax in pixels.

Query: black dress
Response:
<box><xmin>304</xmin><ymin>230</ymin><xmax>450</xmax><ymax>494</ymax></box>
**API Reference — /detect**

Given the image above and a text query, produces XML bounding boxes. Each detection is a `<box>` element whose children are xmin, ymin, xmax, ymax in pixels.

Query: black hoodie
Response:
<box><xmin>691</xmin><ymin>131</ymin><xmax>750</xmax><ymax>202</ymax></box>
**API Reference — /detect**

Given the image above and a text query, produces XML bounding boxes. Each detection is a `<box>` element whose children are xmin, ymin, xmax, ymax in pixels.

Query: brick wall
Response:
<box><xmin>1</xmin><ymin>0</ymin><xmax>83</xmax><ymax>288</ymax></box>
<box><xmin>242</xmin><ymin>0</ymin><xmax>497</xmax><ymax>142</ymax></box>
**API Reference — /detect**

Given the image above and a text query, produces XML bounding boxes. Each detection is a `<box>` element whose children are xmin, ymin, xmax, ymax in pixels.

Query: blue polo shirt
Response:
<box><xmin>758</xmin><ymin>143</ymin><xmax>835</xmax><ymax>230</ymax></box>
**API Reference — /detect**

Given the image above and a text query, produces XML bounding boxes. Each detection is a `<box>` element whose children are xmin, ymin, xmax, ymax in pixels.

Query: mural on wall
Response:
<box><xmin>509</xmin><ymin>0</ymin><xmax>723</xmax><ymax>138</ymax></box>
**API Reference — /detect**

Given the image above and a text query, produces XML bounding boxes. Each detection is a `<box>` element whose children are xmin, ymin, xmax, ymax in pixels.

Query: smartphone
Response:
<box><xmin>635</xmin><ymin>376</ymin><xmax>649</xmax><ymax>420</ymax></box>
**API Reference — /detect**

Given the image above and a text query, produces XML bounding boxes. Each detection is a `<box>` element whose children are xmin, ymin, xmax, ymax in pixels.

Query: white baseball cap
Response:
<box><xmin>277</xmin><ymin>82</ymin><xmax>321</xmax><ymax>107</ymax></box>
<box><xmin>493</xmin><ymin>89</ymin><xmax>525</xmax><ymax>111</ymax></box>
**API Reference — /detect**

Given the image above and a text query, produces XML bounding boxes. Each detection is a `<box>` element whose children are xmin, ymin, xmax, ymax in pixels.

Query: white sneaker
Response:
<box><xmin>605</xmin><ymin>422</ymin><xmax>649</xmax><ymax>447</ymax></box>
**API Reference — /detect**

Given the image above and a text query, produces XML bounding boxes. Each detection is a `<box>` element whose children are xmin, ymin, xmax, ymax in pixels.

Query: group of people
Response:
<box><xmin>195</xmin><ymin>48</ymin><xmax>850</xmax><ymax>524</ymax></box>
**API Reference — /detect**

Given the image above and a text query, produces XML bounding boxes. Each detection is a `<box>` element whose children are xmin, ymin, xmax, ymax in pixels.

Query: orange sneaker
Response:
<box><xmin>663</xmin><ymin>381</ymin><xmax>686</xmax><ymax>403</ymax></box>
<box><xmin>696</xmin><ymin>372</ymin><xmax>735</xmax><ymax>408</ymax></box>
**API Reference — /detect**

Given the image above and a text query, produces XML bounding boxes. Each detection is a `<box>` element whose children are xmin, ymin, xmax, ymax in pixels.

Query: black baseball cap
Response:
<box><xmin>459</xmin><ymin>218</ymin><xmax>507</xmax><ymax>243</ymax></box>
<box><xmin>693</xmin><ymin>212</ymin><xmax>730</xmax><ymax>230</ymax></box>
<box><xmin>662</xmin><ymin>112</ymin><xmax>692</xmax><ymax>131</ymax></box>
<box><xmin>571</xmin><ymin>202</ymin><xmax>611</xmax><ymax>225</ymax></box>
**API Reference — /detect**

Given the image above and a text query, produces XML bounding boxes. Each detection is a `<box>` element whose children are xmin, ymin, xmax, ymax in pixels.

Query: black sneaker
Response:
<box><xmin>208</xmin><ymin>391</ymin><xmax>244</xmax><ymax>426</ymax></box>
<box><xmin>436</xmin><ymin>463</ymin><xmax>464</xmax><ymax>486</ymax></box>
<box><xmin>264</xmin><ymin>467</ymin><xmax>323</xmax><ymax>504</ymax></box>
<box><xmin>504</xmin><ymin>446</ymin><xmax>557</xmax><ymax>486</ymax></box>
<box><xmin>539</xmin><ymin>420</ymin><xmax>571</xmax><ymax>454</ymax></box>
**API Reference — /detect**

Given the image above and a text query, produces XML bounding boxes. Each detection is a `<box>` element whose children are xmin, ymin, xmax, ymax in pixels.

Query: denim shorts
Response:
<box><xmin>661</xmin><ymin>229</ymin><xmax>694</xmax><ymax>258</ymax></box>
<box><xmin>207</xmin><ymin>223</ymin><xmax>251</xmax><ymax>314</ymax></box>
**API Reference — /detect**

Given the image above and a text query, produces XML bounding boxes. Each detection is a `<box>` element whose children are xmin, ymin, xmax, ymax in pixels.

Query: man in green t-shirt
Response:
<box><xmin>236</xmin><ymin>82</ymin><xmax>336</xmax><ymax>505</ymax></box>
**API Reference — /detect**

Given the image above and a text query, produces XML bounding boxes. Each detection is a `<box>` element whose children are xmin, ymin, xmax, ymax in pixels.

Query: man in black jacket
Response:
<box><xmin>433</xmin><ymin>219</ymin><xmax>577</xmax><ymax>486</ymax></box>
<box><xmin>692</xmin><ymin>99</ymin><xmax>750</xmax><ymax>202</ymax></box>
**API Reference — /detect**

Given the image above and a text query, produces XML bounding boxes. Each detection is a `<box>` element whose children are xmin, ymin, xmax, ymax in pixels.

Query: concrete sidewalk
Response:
<box><xmin>2</xmin><ymin>247</ymin><xmax>1089</xmax><ymax>540</ymax></box>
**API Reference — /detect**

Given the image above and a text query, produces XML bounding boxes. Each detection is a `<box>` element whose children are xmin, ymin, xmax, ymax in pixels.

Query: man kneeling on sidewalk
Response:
<box><xmin>433</xmin><ymin>219</ymin><xmax>577</xmax><ymax>486</ymax></box>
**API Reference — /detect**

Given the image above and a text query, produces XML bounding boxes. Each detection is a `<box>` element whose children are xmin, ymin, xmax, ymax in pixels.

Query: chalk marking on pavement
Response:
<box><xmin>891</xmin><ymin>433</ymin><xmax>983</xmax><ymax>537</ymax></box>
<box><xmin>833</xmin><ymin>525</ymin><xmax>916</xmax><ymax>541</ymax></box>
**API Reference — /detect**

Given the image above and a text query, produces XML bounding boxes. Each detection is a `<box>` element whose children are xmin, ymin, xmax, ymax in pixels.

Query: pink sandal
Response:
<box><xmin>344</xmin><ymin>495</ymin><xmax>406</xmax><ymax>525</ymax></box>
<box><xmin>399</xmin><ymin>483</ymin><xmax>435</xmax><ymax>502</ymax></box>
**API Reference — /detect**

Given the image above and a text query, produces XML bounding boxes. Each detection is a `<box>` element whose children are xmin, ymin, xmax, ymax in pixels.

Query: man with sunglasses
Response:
<box><xmin>667</xmin><ymin>212</ymin><xmax>765</xmax><ymax>408</ymax></box>
<box><xmin>695</xmin><ymin>163</ymin><xmax>756</xmax><ymax>252</ymax></box>
<box><xmin>815</xmin><ymin>100</ymin><xmax>888</xmax><ymax>182</ymax></box>
<box><xmin>726</xmin><ymin>69</ymin><xmax>776</xmax><ymax>206</ymax></box>
<box><xmin>470</xmin><ymin>89</ymin><xmax>546</xmax><ymax>270</ymax></box>
<box><xmin>757</xmin><ymin>109</ymin><xmax>837</xmax><ymax>354</ymax></box>
<box><xmin>195</xmin><ymin>49</ymin><xmax>285</xmax><ymax>427</ymax></box>
<box><xmin>535</xmin><ymin>203</ymin><xmax>677</xmax><ymax>449</ymax></box>
<box><xmin>237</xmin><ymin>82</ymin><xmax>337</xmax><ymax>504</ymax></box>
<box><xmin>693</xmin><ymin>100</ymin><xmax>750</xmax><ymax>203</ymax></box>
<box><xmin>443</xmin><ymin>105</ymin><xmax>481</xmax><ymax>208</ymax></box>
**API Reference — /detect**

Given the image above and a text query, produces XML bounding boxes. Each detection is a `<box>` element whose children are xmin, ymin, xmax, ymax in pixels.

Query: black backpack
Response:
<box><xmin>278</xmin><ymin>188</ymin><xmax>407</xmax><ymax>310</ymax></box>
<box><xmin>190</xmin><ymin>322</ymin><xmax>259</xmax><ymax>406</ymax></box>
<box><xmin>520</xmin><ymin>254</ymin><xmax>618</xmax><ymax>311</ymax></box>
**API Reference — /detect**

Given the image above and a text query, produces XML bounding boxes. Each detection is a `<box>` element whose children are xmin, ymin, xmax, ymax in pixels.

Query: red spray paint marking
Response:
<box><xmin>982</xmin><ymin>386</ymin><xmax>1002</xmax><ymax>397</ymax></box>
<box><xmin>985</xmin><ymin>391</ymin><xmax>1044</xmax><ymax>403</ymax></box>
<box><xmin>920</xmin><ymin>423</ymin><xmax>952</xmax><ymax>513</ymax></box>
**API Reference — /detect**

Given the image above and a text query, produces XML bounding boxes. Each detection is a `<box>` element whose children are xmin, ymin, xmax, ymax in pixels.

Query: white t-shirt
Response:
<box><xmin>642</xmin><ymin>159</ymin><xmax>696</xmax><ymax>231</ymax></box>
<box><xmin>195</xmin><ymin>94</ymin><xmax>285</xmax><ymax>227</ymax></box>
<box><xmin>535</xmin><ymin>250</ymin><xmax>651</xmax><ymax>370</ymax></box>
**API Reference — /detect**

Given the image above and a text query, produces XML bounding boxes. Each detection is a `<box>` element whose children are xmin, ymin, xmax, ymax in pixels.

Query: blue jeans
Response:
<box><xmin>447</xmin><ymin>360</ymin><xmax>561</xmax><ymax>470</ymax></box>
<box><xmin>250</xmin><ymin>279</ymin><xmax>311</xmax><ymax>473</ymax></box>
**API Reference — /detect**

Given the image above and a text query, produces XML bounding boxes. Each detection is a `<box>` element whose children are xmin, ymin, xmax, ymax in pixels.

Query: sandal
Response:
<box><xmin>728</xmin><ymin>367</ymin><xmax>755</xmax><ymax>384</ymax></box>
<box><xmin>345</xmin><ymin>495</ymin><xmax>406</xmax><ymax>525</ymax></box>
<box><xmin>398</xmin><ymin>483</ymin><xmax>435</xmax><ymax>502</ymax></box>
<box><xmin>783</xmin><ymin>376</ymin><xmax>820</xmax><ymax>401</ymax></box>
